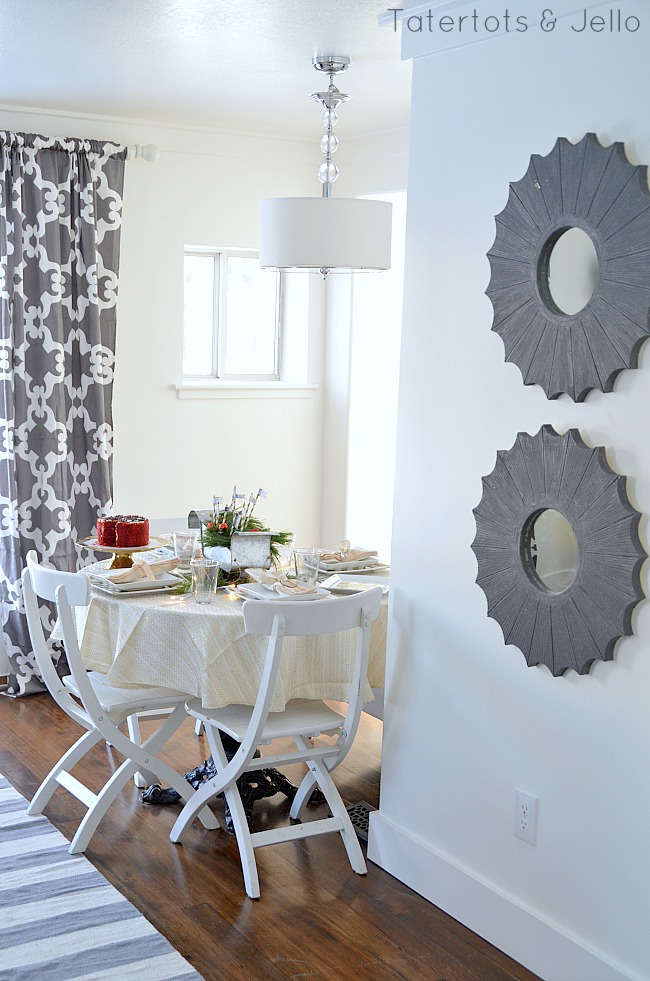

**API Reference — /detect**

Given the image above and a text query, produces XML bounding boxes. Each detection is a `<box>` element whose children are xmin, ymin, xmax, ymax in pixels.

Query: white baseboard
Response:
<box><xmin>368</xmin><ymin>811</ymin><xmax>644</xmax><ymax>981</ymax></box>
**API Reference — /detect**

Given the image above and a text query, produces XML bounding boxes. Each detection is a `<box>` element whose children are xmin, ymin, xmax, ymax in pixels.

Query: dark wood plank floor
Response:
<box><xmin>0</xmin><ymin>693</ymin><xmax>540</xmax><ymax>981</ymax></box>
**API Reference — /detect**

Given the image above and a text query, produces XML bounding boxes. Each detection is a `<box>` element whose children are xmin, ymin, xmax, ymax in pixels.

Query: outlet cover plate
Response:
<box><xmin>514</xmin><ymin>788</ymin><xmax>538</xmax><ymax>844</ymax></box>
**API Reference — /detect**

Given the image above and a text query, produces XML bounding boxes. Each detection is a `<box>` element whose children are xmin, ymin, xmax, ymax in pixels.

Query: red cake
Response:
<box><xmin>97</xmin><ymin>515</ymin><xmax>149</xmax><ymax>548</ymax></box>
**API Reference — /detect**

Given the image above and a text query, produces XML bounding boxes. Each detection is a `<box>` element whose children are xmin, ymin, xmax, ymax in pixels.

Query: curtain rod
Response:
<box><xmin>125</xmin><ymin>144</ymin><xmax>160</xmax><ymax>162</ymax></box>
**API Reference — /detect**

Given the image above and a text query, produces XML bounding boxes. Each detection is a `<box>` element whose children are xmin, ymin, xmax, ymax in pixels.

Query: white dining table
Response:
<box><xmin>71</xmin><ymin>570</ymin><xmax>388</xmax><ymax>712</ymax></box>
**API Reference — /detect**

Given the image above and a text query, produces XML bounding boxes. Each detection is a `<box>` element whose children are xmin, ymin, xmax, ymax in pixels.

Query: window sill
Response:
<box><xmin>175</xmin><ymin>381</ymin><xmax>318</xmax><ymax>400</ymax></box>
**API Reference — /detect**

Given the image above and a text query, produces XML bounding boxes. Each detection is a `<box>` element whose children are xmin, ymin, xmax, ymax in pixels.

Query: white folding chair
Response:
<box><xmin>170</xmin><ymin>587</ymin><xmax>383</xmax><ymax>899</ymax></box>
<box><xmin>22</xmin><ymin>552</ymin><xmax>218</xmax><ymax>855</ymax></box>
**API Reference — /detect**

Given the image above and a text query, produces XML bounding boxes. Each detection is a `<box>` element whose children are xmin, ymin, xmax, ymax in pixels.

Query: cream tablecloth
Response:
<box><xmin>72</xmin><ymin>578</ymin><xmax>388</xmax><ymax>713</ymax></box>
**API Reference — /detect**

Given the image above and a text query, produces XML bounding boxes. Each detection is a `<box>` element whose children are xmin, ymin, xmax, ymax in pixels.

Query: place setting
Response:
<box><xmin>317</xmin><ymin>540</ymin><xmax>390</xmax><ymax>575</ymax></box>
<box><xmin>86</xmin><ymin>556</ymin><xmax>186</xmax><ymax>596</ymax></box>
<box><xmin>230</xmin><ymin>541</ymin><xmax>389</xmax><ymax>601</ymax></box>
<box><xmin>311</xmin><ymin>541</ymin><xmax>390</xmax><ymax>596</ymax></box>
<box><xmin>230</xmin><ymin>546</ymin><xmax>331</xmax><ymax>602</ymax></box>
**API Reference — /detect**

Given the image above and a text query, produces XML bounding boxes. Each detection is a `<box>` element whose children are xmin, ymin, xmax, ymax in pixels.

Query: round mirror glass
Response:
<box><xmin>546</xmin><ymin>227</ymin><xmax>599</xmax><ymax>315</ymax></box>
<box><xmin>523</xmin><ymin>509</ymin><xmax>579</xmax><ymax>593</ymax></box>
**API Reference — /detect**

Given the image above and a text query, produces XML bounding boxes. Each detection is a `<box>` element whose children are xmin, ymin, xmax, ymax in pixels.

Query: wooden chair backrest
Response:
<box><xmin>237</xmin><ymin>588</ymin><xmax>383</xmax><ymax>771</ymax></box>
<box><xmin>22</xmin><ymin>551</ymin><xmax>93</xmax><ymax>730</ymax></box>
<box><xmin>242</xmin><ymin>588</ymin><xmax>382</xmax><ymax>637</ymax></box>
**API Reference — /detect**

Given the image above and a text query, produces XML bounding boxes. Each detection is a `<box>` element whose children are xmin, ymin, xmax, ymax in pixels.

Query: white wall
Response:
<box><xmin>0</xmin><ymin>106</ymin><xmax>324</xmax><ymax>544</ymax></box>
<box><xmin>319</xmin><ymin>132</ymin><xmax>409</xmax><ymax>552</ymax></box>
<box><xmin>346</xmin><ymin>191</ymin><xmax>406</xmax><ymax>563</ymax></box>
<box><xmin>369</xmin><ymin>6</ymin><xmax>650</xmax><ymax>981</ymax></box>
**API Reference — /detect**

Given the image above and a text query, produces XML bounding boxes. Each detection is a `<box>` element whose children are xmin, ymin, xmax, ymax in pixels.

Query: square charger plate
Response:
<box><xmin>318</xmin><ymin>558</ymin><xmax>390</xmax><ymax>574</ymax></box>
<box><xmin>88</xmin><ymin>570</ymin><xmax>184</xmax><ymax>594</ymax></box>
<box><xmin>328</xmin><ymin>576</ymin><xmax>389</xmax><ymax>595</ymax></box>
<box><xmin>236</xmin><ymin>582</ymin><xmax>331</xmax><ymax>602</ymax></box>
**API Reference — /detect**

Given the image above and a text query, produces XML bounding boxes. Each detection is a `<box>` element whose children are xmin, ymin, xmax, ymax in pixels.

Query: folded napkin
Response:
<box><xmin>108</xmin><ymin>556</ymin><xmax>180</xmax><ymax>584</ymax></box>
<box><xmin>254</xmin><ymin>570</ymin><xmax>317</xmax><ymax>596</ymax></box>
<box><xmin>319</xmin><ymin>539</ymin><xmax>378</xmax><ymax>564</ymax></box>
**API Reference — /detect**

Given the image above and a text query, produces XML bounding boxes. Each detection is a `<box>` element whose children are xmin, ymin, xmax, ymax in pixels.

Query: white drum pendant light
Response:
<box><xmin>259</xmin><ymin>56</ymin><xmax>392</xmax><ymax>278</ymax></box>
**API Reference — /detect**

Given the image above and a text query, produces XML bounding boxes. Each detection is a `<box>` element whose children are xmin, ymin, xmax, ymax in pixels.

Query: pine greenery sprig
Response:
<box><xmin>201</xmin><ymin>510</ymin><xmax>292</xmax><ymax>565</ymax></box>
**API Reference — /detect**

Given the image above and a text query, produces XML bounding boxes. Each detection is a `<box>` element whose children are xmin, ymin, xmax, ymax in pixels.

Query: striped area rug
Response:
<box><xmin>0</xmin><ymin>775</ymin><xmax>203</xmax><ymax>980</ymax></box>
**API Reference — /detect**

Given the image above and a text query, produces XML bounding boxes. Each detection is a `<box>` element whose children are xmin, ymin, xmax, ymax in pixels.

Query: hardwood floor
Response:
<box><xmin>0</xmin><ymin>693</ymin><xmax>540</xmax><ymax>981</ymax></box>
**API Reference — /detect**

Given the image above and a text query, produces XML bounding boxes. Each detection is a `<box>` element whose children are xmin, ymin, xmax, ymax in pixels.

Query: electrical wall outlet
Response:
<box><xmin>514</xmin><ymin>789</ymin><xmax>538</xmax><ymax>844</ymax></box>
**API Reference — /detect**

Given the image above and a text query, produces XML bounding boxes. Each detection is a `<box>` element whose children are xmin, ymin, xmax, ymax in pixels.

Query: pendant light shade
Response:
<box><xmin>259</xmin><ymin>197</ymin><xmax>392</xmax><ymax>273</ymax></box>
<box><xmin>259</xmin><ymin>55</ymin><xmax>392</xmax><ymax>277</ymax></box>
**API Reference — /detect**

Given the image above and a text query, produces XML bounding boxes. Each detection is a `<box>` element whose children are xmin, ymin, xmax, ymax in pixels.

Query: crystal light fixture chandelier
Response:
<box><xmin>312</xmin><ymin>54</ymin><xmax>349</xmax><ymax>198</ymax></box>
<box><xmin>259</xmin><ymin>56</ymin><xmax>392</xmax><ymax>278</ymax></box>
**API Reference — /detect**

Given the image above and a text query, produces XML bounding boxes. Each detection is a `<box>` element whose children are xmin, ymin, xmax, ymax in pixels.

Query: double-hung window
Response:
<box><xmin>183</xmin><ymin>248</ymin><xmax>282</xmax><ymax>381</ymax></box>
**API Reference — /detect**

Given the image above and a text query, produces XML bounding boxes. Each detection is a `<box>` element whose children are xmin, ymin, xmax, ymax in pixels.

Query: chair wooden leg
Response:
<box><xmin>170</xmin><ymin>777</ymin><xmax>222</xmax><ymax>843</ymax></box>
<box><xmin>126</xmin><ymin>714</ymin><xmax>157</xmax><ymax>788</ymax></box>
<box><xmin>69</xmin><ymin>756</ymin><xmax>140</xmax><ymax>854</ymax></box>
<box><xmin>223</xmin><ymin>784</ymin><xmax>260</xmax><ymax>899</ymax></box>
<box><xmin>69</xmin><ymin>747</ymin><xmax>218</xmax><ymax>854</ymax></box>
<box><xmin>289</xmin><ymin>771</ymin><xmax>316</xmax><ymax>820</ymax></box>
<box><xmin>207</xmin><ymin>726</ymin><xmax>260</xmax><ymax>899</ymax></box>
<box><xmin>169</xmin><ymin>718</ymin><xmax>232</xmax><ymax>842</ymax></box>
<box><xmin>27</xmin><ymin>728</ymin><xmax>102</xmax><ymax>816</ymax></box>
<box><xmin>173</xmin><ymin>773</ymin><xmax>281</xmax><ymax>900</ymax></box>
<box><xmin>170</xmin><ymin>725</ymin><xmax>262</xmax><ymax>898</ymax></box>
<box><xmin>126</xmin><ymin>713</ymin><xmax>141</xmax><ymax>742</ymax></box>
<box><xmin>298</xmin><ymin>740</ymin><xmax>366</xmax><ymax>876</ymax></box>
<box><xmin>126</xmin><ymin>707</ymin><xmax>219</xmax><ymax>831</ymax></box>
<box><xmin>70</xmin><ymin>708</ymin><xmax>219</xmax><ymax>852</ymax></box>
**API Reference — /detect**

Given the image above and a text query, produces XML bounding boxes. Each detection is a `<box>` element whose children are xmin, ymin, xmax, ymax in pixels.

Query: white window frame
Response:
<box><xmin>183</xmin><ymin>247</ymin><xmax>283</xmax><ymax>383</ymax></box>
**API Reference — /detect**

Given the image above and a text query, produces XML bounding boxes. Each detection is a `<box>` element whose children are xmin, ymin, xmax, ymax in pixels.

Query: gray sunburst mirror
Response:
<box><xmin>471</xmin><ymin>426</ymin><xmax>646</xmax><ymax>675</ymax></box>
<box><xmin>487</xmin><ymin>133</ymin><xmax>650</xmax><ymax>400</ymax></box>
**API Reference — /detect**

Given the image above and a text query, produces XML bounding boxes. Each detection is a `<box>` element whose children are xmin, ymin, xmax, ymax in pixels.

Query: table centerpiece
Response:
<box><xmin>195</xmin><ymin>488</ymin><xmax>292</xmax><ymax>587</ymax></box>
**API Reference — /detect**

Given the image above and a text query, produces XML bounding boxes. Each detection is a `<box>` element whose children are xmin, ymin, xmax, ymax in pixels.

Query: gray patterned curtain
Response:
<box><xmin>0</xmin><ymin>132</ymin><xmax>126</xmax><ymax>695</ymax></box>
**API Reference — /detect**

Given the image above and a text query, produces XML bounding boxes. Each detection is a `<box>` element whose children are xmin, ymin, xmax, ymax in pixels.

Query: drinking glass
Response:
<box><xmin>173</xmin><ymin>530</ymin><xmax>199</xmax><ymax>571</ymax></box>
<box><xmin>294</xmin><ymin>548</ymin><xmax>320</xmax><ymax>585</ymax></box>
<box><xmin>273</xmin><ymin>533</ymin><xmax>296</xmax><ymax>572</ymax></box>
<box><xmin>190</xmin><ymin>558</ymin><xmax>220</xmax><ymax>604</ymax></box>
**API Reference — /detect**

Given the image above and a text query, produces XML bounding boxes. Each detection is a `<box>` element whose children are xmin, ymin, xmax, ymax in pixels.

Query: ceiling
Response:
<box><xmin>0</xmin><ymin>0</ymin><xmax>412</xmax><ymax>139</ymax></box>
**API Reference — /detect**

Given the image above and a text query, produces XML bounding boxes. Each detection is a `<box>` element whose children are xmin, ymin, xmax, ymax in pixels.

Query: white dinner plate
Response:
<box><xmin>92</xmin><ymin>582</ymin><xmax>183</xmax><ymax>598</ymax></box>
<box><xmin>318</xmin><ymin>555</ymin><xmax>381</xmax><ymax>572</ymax></box>
<box><xmin>328</xmin><ymin>577</ymin><xmax>389</xmax><ymax>595</ymax></box>
<box><xmin>88</xmin><ymin>571</ymin><xmax>183</xmax><ymax>593</ymax></box>
<box><xmin>236</xmin><ymin>582</ymin><xmax>330</xmax><ymax>602</ymax></box>
<box><xmin>320</xmin><ymin>561</ymin><xmax>389</xmax><ymax>576</ymax></box>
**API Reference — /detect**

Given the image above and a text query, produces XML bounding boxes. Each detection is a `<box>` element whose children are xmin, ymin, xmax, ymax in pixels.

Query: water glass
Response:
<box><xmin>190</xmin><ymin>558</ymin><xmax>220</xmax><ymax>604</ymax></box>
<box><xmin>173</xmin><ymin>530</ymin><xmax>200</xmax><ymax>570</ymax></box>
<box><xmin>294</xmin><ymin>547</ymin><xmax>320</xmax><ymax>585</ymax></box>
<box><xmin>273</xmin><ymin>533</ymin><xmax>296</xmax><ymax>572</ymax></box>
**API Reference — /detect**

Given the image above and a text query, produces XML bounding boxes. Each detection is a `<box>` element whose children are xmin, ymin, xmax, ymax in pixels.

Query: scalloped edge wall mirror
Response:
<box><xmin>471</xmin><ymin>426</ymin><xmax>646</xmax><ymax>675</ymax></box>
<box><xmin>486</xmin><ymin>133</ymin><xmax>650</xmax><ymax>401</ymax></box>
